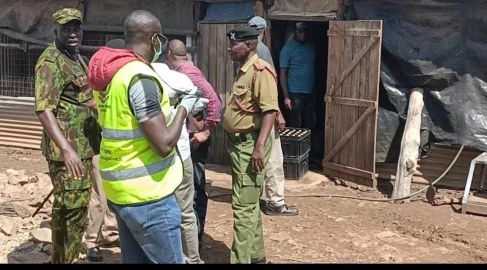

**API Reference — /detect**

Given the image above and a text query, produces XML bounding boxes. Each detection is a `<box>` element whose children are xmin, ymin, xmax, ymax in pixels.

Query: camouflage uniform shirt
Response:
<box><xmin>34</xmin><ymin>42</ymin><xmax>100</xmax><ymax>161</ymax></box>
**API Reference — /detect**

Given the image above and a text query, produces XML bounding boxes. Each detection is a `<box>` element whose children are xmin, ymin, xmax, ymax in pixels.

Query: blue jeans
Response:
<box><xmin>190</xmin><ymin>134</ymin><xmax>212</xmax><ymax>245</ymax></box>
<box><xmin>108</xmin><ymin>195</ymin><xmax>185</xmax><ymax>264</ymax></box>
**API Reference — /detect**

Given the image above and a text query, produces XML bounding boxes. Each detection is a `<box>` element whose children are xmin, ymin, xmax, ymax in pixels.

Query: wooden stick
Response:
<box><xmin>32</xmin><ymin>189</ymin><xmax>53</xmax><ymax>217</ymax></box>
<box><xmin>392</xmin><ymin>88</ymin><xmax>424</xmax><ymax>203</ymax></box>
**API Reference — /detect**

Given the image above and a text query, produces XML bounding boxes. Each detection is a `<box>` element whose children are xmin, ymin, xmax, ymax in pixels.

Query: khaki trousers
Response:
<box><xmin>84</xmin><ymin>155</ymin><xmax>119</xmax><ymax>249</ymax></box>
<box><xmin>264</xmin><ymin>128</ymin><xmax>286</xmax><ymax>206</ymax></box>
<box><xmin>174</xmin><ymin>157</ymin><xmax>201</xmax><ymax>264</ymax></box>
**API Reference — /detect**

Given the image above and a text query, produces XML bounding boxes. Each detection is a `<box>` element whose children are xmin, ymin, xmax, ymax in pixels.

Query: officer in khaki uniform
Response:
<box><xmin>34</xmin><ymin>8</ymin><xmax>100</xmax><ymax>263</ymax></box>
<box><xmin>224</xmin><ymin>26</ymin><xmax>279</xmax><ymax>264</ymax></box>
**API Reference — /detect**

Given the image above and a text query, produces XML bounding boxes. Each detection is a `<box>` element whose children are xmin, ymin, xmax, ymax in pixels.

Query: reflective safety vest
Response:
<box><xmin>93</xmin><ymin>60</ymin><xmax>183</xmax><ymax>205</ymax></box>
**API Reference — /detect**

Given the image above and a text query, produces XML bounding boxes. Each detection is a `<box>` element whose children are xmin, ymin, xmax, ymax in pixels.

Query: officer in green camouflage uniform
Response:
<box><xmin>34</xmin><ymin>8</ymin><xmax>100</xmax><ymax>264</ymax></box>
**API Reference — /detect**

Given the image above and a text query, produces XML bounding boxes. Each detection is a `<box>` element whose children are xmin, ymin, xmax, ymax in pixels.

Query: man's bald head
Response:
<box><xmin>165</xmin><ymin>39</ymin><xmax>189</xmax><ymax>70</ymax></box>
<box><xmin>168</xmin><ymin>39</ymin><xmax>187</xmax><ymax>57</ymax></box>
<box><xmin>124</xmin><ymin>10</ymin><xmax>162</xmax><ymax>45</ymax></box>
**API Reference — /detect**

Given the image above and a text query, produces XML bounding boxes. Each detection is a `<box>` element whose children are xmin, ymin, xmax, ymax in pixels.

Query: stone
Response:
<box><xmin>0</xmin><ymin>173</ymin><xmax>8</xmax><ymax>184</ymax></box>
<box><xmin>1</xmin><ymin>221</ymin><xmax>13</xmax><ymax>236</ymax></box>
<box><xmin>6</xmin><ymin>169</ymin><xmax>19</xmax><ymax>176</ymax></box>
<box><xmin>438</xmin><ymin>247</ymin><xmax>449</xmax><ymax>254</ymax></box>
<box><xmin>17</xmin><ymin>241</ymin><xmax>36</xmax><ymax>253</ymax></box>
<box><xmin>8</xmin><ymin>175</ymin><xmax>20</xmax><ymax>185</ymax></box>
<box><xmin>36</xmin><ymin>173</ymin><xmax>52</xmax><ymax>187</ymax></box>
<box><xmin>18</xmin><ymin>175</ymin><xmax>29</xmax><ymax>186</ymax></box>
<box><xmin>23</xmin><ymin>183</ymin><xmax>37</xmax><ymax>192</ymax></box>
<box><xmin>335</xmin><ymin>217</ymin><xmax>345</xmax><ymax>222</ymax></box>
<box><xmin>28</xmin><ymin>175</ymin><xmax>39</xmax><ymax>183</ymax></box>
<box><xmin>40</xmin><ymin>220</ymin><xmax>51</xmax><ymax>229</ymax></box>
<box><xmin>29</xmin><ymin>196</ymin><xmax>44</xmax><ymax>207</ymax></box>
<box><xmin>269</xmin><ymin>232</ymin><xmax>291</xmax><ymax>242</ymax></box>
<box><xmin>42</xmin><ymin>243</ymin><xmax>52</xmax><ymax>256</ymax></box>
<box><xmin>292</xmin><ymin>226</ymin><xmax>303</xmax><ymax>232</ymax></box>
<box><xmin>359</xmin><ymin>186</ymin><xmax>373</xmax><ymax>192</ymax></box>
<box><xmin>30</xmin><ymin>228</ymin><xmax>52</xmax><ymax>244</ymax></box>
<box><xmin>12</xmin><ymin>203</ymin><xmax>31</xmax><ymax>218</ymax></box>
<box><xmin>10</xmin><ymin>223</ymin><xmax>19</xmax><ymax>236</ymax></box>
<box><xmin>8</xmin><ymin>250</ymin><xmax>50</xmax><ymax>264</ymax></box>
<box><xmin>375</xmin><ymin>231</ymin><xmax>396</xmax><ymax>239</ymax></box>
<box><xmin>346</xmin><ymin>182</ymin><xmax>359</xmax><ymax>190</ymax></box>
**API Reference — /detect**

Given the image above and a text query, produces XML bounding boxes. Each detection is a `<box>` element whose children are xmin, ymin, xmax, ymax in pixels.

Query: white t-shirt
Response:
<box><xmin>152</xmin><ymin>63</ymin><xmax>193</xmax><ymax>161</ymax></box>
<box><xmin>171</xmin><ymin>108</ymin><xmax>191</xmax><ymax>161</ymax></box>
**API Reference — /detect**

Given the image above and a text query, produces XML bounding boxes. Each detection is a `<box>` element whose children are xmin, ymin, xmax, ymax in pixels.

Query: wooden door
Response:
<box><xmin>197</xmin><ymin>22</ymin><xmax>244</xmax><ymax>166</ymax></box>
<box><xmin>323</xmin><ymin>20</ymin><xmax>383</xmax><ymax>188</ymax></box>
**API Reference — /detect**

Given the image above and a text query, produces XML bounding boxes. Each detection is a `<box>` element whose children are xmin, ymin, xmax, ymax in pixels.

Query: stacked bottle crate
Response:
<box><xmin>279</xmin><ymin>127</ymin><xmax>311</xmax><ymax>180</ymax></box>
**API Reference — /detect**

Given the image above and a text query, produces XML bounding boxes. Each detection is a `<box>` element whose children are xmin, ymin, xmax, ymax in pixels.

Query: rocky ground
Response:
<box><xmin>1</xmin><ymin>146</ymin><xmax>487</xmax><ymax>264</ymax></box>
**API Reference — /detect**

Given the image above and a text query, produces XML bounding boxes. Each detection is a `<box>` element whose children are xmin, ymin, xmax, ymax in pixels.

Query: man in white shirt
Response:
<box><xmin>248</xmin><ymin>16</ymin><xmax>299</xmax><ymax>216</ymax></box>
<box><xmin>152</xmin><ymin>59</ymin><xmax>202</xmax><ymax>264</ymax></box>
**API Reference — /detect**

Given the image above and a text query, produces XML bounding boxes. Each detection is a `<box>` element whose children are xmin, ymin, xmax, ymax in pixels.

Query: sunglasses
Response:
<box><xmin>151</xmin><ymin>33</ymin><xmax>168</xmax><ymax>47</ymax></box>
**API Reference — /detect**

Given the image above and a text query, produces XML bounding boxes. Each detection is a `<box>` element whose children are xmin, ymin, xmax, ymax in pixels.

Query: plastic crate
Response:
<box><xmin>283</xmin><ymin>153</ymin><xmax>309</xmax><ymax>180</ymax></box>
<box><xmin>279</xmin><ymin>127</ymin><xmax>311</xmax><ymax>158</ymax></box>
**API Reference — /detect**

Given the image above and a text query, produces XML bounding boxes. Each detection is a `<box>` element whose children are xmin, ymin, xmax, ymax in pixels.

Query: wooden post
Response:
<box><xmin>392</xmin><ymin>87</ymin><xmax>424</xmax><ymax>203</ymax></box>
<box><xmin>255</xmin><ymin>0</ymin><xmax>265</xmax><ymax>16</ymax></box>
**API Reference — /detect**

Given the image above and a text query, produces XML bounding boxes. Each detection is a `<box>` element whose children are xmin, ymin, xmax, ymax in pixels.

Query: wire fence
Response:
<box><xmin>0</xmin><ymin>31</ymin><xmax>184</xmax><ymax>97</ymax></box>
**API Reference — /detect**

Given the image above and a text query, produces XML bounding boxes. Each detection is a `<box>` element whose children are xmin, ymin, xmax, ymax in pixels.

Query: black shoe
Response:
<box><xmin>87</xmin><ymin>247</ymin><xmax>103</xmax><ymax>262</ymax></box>
<box><xmin>251</xmin><ymin>257</ymin><xmax>267</xmax><ymax>264</ymax></box>
<box><xmin>262</xmin><ymin>204</ymin><xmax>299</xmax><ymax>216</ymax></box>
<box><xmin>260</xmin><ymin>199</ymin><xmax>268</xmax><ymax>210</ymax></box>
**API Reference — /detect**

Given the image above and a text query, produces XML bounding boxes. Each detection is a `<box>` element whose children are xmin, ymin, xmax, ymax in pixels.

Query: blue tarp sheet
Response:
<box><xmin>203</xmin><ymin>2</ymin><xmax>256</xmax><ymax>21</ymax></box>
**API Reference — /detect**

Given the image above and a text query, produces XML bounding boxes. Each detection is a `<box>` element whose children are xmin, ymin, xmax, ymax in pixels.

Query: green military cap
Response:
<box><xmin>227</xmin><ymin>26</ymin><xmax>259</xmax><ymax>42</ymax></box>
<box><xmin>52</xmin><ymin>8</ymin><xmax>84</xmax><ymax>25</ymax></box>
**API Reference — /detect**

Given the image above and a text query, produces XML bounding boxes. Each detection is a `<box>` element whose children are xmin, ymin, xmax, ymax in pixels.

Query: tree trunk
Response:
<box><xmin>392</xmin><ymin>87</ymin><xmax>424</xmax><ymax>203</ymax></box>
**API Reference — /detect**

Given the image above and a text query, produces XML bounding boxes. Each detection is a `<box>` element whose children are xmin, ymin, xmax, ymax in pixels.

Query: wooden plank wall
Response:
<box><xmin>0</xmin><ymin>96</ymin><xmax>41</xmax><ymax>149</ymax></box>
<box><xmin>197</xmin><ymin>22</ymin><xmax>244</xmax><ymax>166</ymax></box>
<box><xmin>376</xmin><ymin>144</ymin><xmax>484</xmax><ymax>190</ymax></box>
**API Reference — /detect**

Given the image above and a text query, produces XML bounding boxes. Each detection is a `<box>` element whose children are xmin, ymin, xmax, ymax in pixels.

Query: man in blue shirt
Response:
<box><xmin>279</xmin><ymin>22</ymin><xmax>317</xmax><ymax>130</ymax></box>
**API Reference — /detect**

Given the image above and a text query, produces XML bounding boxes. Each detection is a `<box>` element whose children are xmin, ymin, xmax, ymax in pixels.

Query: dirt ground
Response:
<box><xmin>1</xmin><ymin>146</ymin><xmax>487</xmax><ymax>264</ymax></box>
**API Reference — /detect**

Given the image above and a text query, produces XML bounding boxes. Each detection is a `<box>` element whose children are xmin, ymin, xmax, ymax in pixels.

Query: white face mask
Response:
<box><xmin>151</xmin><ymin>36</ymin><xmax>162</xmax><ymax>63</ymax></box>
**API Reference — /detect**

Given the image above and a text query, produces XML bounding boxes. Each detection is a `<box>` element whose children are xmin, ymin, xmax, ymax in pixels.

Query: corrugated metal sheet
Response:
<box><xmin>0</xmin><ymin>96</ymin><xmax>41</xmax><ymax>150</ymax></box>
<box><xmin>376</xmin><ymin>144</ymin><xmax>484</xmax><ymax>190</ymax></box>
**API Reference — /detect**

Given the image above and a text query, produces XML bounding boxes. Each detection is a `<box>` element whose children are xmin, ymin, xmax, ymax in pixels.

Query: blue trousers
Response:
<box><xmin>108</xmin><ymin>195</ymin><xmax>185</xmax><ymax>264</ymax></box>
<box><xmin>190</xmin><ymin>135</ymin><xmax>212</xmax><ymax>244</ymax></box>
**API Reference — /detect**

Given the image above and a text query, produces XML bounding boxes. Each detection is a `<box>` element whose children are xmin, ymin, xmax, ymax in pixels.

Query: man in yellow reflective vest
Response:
<box><xmin>87</xmin><ymin>10</ymin><xmax>208</xmax><ymax>264</ymax></box>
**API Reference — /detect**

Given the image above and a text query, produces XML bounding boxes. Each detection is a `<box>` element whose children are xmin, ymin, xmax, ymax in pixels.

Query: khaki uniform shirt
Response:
<box><xmin>34</xmin><ymin>43</ymin><xmax>100</xmax><ymax>161</ymax></box>
<box><xmin>223</xmin><ymin>54</ymin><xmax>279</xmax><ymax>133</ymax></box>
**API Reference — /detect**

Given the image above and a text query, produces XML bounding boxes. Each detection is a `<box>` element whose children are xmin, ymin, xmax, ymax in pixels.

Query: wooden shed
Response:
<box><xmin>194</xmin><ymin>0</ymin><xmax>369</xmax><ymax>167</ymax></box>
<box><xmin>193</xmin><ymin>0</ymin><xmax>487</xmax><ymax>194</ymax></box>
<box><xmin>195</xmin><ymin>0</ymin><xmax>384</xmax><ymax>188</ymax></box>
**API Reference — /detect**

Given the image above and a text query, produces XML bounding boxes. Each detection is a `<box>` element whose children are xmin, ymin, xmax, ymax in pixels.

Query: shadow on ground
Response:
<box><xmin>6</xmin><ymin>239</ymin><xmax>120</xmax><ymax>264</ymax></box>
<box><xmin>208</xmin><ymin>185</ymin><xmax>232</xmax><ymax>204</ymax></box>
<box><xmin>200</xmin><ymin>232</ymin><xmax>230</xmax><ymax>264</ymax></box>
<box><xmin>205</xmin><ymin>164</ymin><xmax>231</xmax><ymax>175</ymax></box>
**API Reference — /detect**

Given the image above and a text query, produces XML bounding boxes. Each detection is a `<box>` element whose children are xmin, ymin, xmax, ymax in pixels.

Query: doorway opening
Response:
<box><xmin>268</xmin><ymin>19</ymin><xmax>330</xmax><ymax>168</ymax></box>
